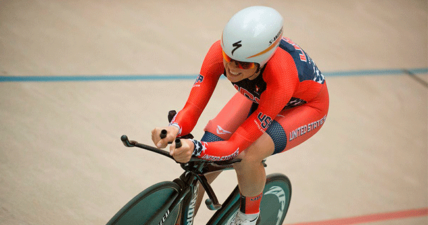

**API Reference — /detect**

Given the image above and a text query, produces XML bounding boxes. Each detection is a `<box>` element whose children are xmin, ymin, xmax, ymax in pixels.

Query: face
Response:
<box><xmin>222</xmin><ymin>51</ymin><xmax>260</xmax><ymax>83</ymax></box>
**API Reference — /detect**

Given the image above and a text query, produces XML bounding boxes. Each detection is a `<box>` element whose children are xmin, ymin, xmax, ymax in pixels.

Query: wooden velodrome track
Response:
<box><xmin>1</xmin><ymin>0</ymin><xmax>427</xmax><ymax>224</ymax></box>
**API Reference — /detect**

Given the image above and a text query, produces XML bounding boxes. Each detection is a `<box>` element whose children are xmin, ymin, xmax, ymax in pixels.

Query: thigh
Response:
<box><xmin>237</xmin><ymin>131</ymin><xmax>275</xmax><ymax>163</ymax></box>
<box><xmin>203</xmin><ymin>92</ymin><xmax>253</xmax><ymax>141</ymax></box>
<box><xmin>267</xmin><ymin>83</ymin><xmax>329</xmax><ymax>154</ymax></box>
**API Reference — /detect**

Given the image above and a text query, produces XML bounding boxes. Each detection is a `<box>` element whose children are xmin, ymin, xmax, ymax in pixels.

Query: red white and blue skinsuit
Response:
<box><xmin>171</xmin><ymin>37</ymin><xmax>329</xmax><ymax>161</ymax></box>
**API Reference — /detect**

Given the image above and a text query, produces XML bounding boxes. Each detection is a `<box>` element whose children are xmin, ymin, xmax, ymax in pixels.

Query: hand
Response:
<box><xmin>151</xmin><ymin>126</ymin><xmax>179</xmax><ymax>148</ymax></box>
<box><xmin>170</xmin><ymin>139</ymin><xmax>194</xmax><ymax>163</ymax></box>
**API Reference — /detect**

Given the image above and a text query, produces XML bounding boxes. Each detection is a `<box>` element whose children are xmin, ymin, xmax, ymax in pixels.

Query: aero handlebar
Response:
<box><xmin>120</xmin><ymin>135</ymin><xmax>241</xmax><ymax>165</ymax></box>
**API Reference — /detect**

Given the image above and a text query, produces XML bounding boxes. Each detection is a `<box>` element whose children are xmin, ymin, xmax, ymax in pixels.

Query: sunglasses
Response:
<box><xmin>222</xmin><ymin>50</ymin><xmax>256</xmax><ymax>69</ymax></box>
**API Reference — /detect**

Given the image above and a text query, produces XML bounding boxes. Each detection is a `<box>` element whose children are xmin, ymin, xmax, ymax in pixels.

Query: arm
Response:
<box><xmin>192</xmin><ymin>52</ymin><xmax>300</xmax><ymax>161</ymax></box>
<box><xmin>153</xmin><ymin>41</ymin><xmax>224</xmax><ymax>149</ymax></box>
<box><xmin>170</xmin><ymin>41</ymin><xmax>224</xmax><ymax>136</ymax></box>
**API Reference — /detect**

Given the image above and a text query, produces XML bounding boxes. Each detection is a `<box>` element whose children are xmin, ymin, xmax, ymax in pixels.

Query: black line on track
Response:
<box><xmin>402</xmin><ymin>69</ymin><xmax>428</xmax><ymax>88</ymax></box>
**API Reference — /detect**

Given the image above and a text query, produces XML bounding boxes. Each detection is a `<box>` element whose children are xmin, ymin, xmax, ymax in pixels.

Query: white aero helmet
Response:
<box><xmin>222</xmin><ymin>6</ymin><xmax>283</xmax><ymax>66</ymax></box>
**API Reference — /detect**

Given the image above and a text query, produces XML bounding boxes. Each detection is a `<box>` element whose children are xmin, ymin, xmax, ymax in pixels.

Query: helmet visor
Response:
<box><xmin>222</xmin><ymin>50</ymin><xmax>256</xmax><ymax>69</ymax></box>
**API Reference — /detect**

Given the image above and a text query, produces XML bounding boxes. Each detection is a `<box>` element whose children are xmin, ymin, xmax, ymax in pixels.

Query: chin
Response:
<box><xmin>226</xmin><ymin>74</ymin><xmax>242</xmax><ymax>82</ymax></box>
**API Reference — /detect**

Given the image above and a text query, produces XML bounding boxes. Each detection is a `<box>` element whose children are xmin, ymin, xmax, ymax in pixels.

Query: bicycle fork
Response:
<box><xmin>148</xmin><ymin>184</ymin><xmax>189</xmax><ymax>225</ymax></box>
<box><xmin>147</xmin><ymin>171</ymin><xmax>200</xmax><ymax>225</ymax></box>
<box><xmin>149</xmin><ymin>163</ymin><xmax>226</xmax><ymax>225</ymax></box>
<box><xmin>180</xmin><ymin>179</ymin><xmax>199</xmax><ymax>225</ymax></box>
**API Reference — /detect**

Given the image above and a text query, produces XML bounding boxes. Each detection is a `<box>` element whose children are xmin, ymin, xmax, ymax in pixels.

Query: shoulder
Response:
<box><xmin>211</xmin><ymin>40</ymin><xmax>221</xmax><ymax>49</ymax></box>
<box><xmin>206</xmin><ymin>40</ymin><xmax>222</xmax><ymax>56</ymax></box>
<box><xmin>263</xmin><ymin>49</ymin><xmax>298</xmax><ymax>80</ymax></box>
<box><xmin>200</xmin><ymin>40</ymin><xmax>224</xmax><ymax>75</ymax></box>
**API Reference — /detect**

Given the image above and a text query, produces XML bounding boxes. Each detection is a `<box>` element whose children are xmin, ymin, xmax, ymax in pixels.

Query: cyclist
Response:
<box><xmin>152</xmin><ymin>6</ymin><xmax>329</xmax><ymax>225</ymax></box>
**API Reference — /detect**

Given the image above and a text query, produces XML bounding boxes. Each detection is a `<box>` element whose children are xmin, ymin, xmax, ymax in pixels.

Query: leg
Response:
<box><xmin>233</xmin><ymin>132</ymin><xmax>275</xmax><ymax>197</ymax></box>
<box><xmin>272</xmin><ymin>82</ymin><xmax>329</xmax><ymax>153</ymax></box>
<box><xmin>204</xmin><ymin>93</ymin><xmax>253</xmax><ymax>140</ymax></box>
<box><xmin>227</xmin><ymin>132</ymin><xmax>273</xmax><ymax>225</ymax></box>
<box><xmin>194</xmin><ymin>93</ymin><xmax>253</xmax><ymax>216</ymax></box>
<box><xmin>231</xmin><ymin>83</ymin><xmax>329</xmax><ymax>224</ymax></box>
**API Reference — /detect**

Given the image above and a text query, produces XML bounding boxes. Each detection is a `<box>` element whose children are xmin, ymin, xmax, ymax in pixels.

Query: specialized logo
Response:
<box><xmin>248</xmin><ymin>28</ymin><xmax>283</xmax><ymax>59</ymax></box>
<box><xmin>216</xmin><ymin>125</ymin><xmax>231</xmax><ymax>135</ymax></box>
<box><xmin>186</xmin><ymin>184</ymin><xmax>199</xmax><ymax>225</ymax></box>
<box><xmin>265</xmin><ymin>186</ymin><xmax>287</xmax><ymax>225</ymax></box>
<box><xmin>269</xmin><ymin>27</ymin><xmax>283</xmax><ymax>45</ymax></box>
<box><xmin>231</xmin><ymin>40</ymin><xmax>242</xmax><ymax>55</ymax></box>
<box><xmin>158</xmin><ymin>210</ymin><xmax>170</xmax><ymax>225</ymax></box>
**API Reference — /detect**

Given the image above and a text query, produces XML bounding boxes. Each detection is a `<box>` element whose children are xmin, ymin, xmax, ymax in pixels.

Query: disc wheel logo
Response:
<box><xmin>264</xmin><ymin>186</ymin><xmax>286</xmax><ymax>225</ymax></box>
<box><xmin>231</xmin><ymin>40</ymin><xmax>242</xmax><ymax>55</ymax></box>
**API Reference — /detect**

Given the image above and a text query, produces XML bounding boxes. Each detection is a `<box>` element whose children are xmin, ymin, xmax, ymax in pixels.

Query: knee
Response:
<box><xmin>233</xmin><ymin>148</ymin><xmax>265</xmax><ymax>171</ymax></box>
<box><xmin>233</xmin><ymin>133</ymin><xmax>275</xmax><ymax>171</ymax></box>
<box><xmin>243</xmin><ymin>151</ymin><xmax>264</xmax><ymax>165</ymax></box>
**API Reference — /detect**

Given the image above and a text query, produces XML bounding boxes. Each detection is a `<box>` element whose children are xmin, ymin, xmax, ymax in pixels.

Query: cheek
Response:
<box><xmin>243</xmin><ymin>68</ymin><xmax>257</xmax><ymax>78</ymax></box>
<box><xmin>223</xmin><ymin>58</ymin><xmax>232</xmax><ymax>65</ymax></box>
<box><xmin>242</xmin><ymin>67</ymin><xmax>257</xmax><ymax>80</ymax></box>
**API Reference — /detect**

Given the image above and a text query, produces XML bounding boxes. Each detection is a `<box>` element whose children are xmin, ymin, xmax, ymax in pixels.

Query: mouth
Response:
<box><xmin>228</xmin><ymin>69</ymin><xmax>241</xmax><ymax>76</ymax></box>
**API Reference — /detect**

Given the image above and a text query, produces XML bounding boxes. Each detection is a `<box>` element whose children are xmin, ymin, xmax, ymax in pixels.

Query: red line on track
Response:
<box><xmin>286</xmin><ymin>208</ymin><xmax>428</xmax><ymax>225</ymax></box>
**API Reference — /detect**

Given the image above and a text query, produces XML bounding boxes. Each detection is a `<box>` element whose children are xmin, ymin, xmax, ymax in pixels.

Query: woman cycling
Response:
<box><xmin>152</xmin><ymin>6</ymin><xmax>329</xmax><ymax>225</ymax></box>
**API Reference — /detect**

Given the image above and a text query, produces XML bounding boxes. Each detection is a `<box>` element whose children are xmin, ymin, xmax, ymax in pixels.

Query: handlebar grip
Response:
<box><xmin>160</xmin><ymin>129</ymin><xmax>167</xmax><ymax>139</ymax></box>
<box><xmin>175</xmin><ymin>139</ymin><xmax>182</xmax><ymax>148</ymax></box>
<box><xmin>121</xmin><ymin>135</ymin><xmax>134</xmax><ymax>147</ymax></box>
<box><xmin>160</xmin><ymin>129</ymin><xmax>173</xmax><ymax>144</ymax></box>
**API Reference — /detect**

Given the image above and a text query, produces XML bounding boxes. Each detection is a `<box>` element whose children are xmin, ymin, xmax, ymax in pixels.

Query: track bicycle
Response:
<box><xmin>107</xmin><ymin>115</ymin><xmax>292</xmax><ymax>225</ymax></box>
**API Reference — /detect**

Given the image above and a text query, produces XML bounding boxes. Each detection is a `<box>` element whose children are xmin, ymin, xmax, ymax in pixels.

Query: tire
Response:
<box><xmin>212</xmin><ymin>173</ymin><xmax>292</xmax><ymax>225</ymax></box>
<box><xmin>107</xmin><ymin>181</ymin><xmax>182</xmax><ymax>225</ymax></box>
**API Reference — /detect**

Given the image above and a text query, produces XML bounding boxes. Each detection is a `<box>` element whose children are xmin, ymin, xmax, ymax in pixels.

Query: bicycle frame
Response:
<box><xmin>120</xmin><ymin>135</ymin><xmax>242</xmax><ymax>225</ymax></box>
<box><xmin>113</xmin><ymin>135</ymin><xmax>290</xmax><ymax>225</ymax></box>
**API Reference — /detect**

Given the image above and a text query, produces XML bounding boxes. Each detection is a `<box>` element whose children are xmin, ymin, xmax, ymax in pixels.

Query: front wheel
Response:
<box><xmin>107</xmin><ymin>181</ymin><xmax>182</xmax><ymax>225</ymax></box>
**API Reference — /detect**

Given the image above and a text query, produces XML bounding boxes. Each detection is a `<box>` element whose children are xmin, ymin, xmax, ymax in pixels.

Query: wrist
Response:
<box><xmin>168</xmin><ymin>123</ymin><xmax>182</xmax><ymax>136</ymax></box>
<box><xmin>191</xmin><ymin>139</ymin><xmax>205</xmax><ymax>157</ymax></box>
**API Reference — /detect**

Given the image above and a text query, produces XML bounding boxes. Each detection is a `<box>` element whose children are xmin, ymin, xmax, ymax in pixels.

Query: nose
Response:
<box><xmin>227</xmin><ymin>60</ymin><xmax>241</xmax><ymax>69</ymax></box>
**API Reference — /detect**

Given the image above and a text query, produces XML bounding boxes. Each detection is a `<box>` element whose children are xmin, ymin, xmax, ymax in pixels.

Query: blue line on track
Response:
<box><xmin>0</xmin><ymin>68</ymin><xmax>427</xmax><ymax>82</ymax></box>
